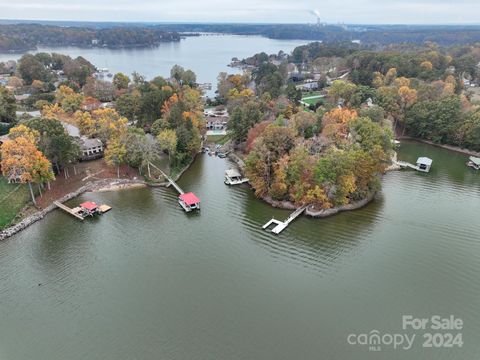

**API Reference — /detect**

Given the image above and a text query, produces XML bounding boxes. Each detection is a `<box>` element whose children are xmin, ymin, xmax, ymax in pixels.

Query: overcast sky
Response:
<box><xmin>1</xmin><ymin>0</ymin><xmax>480</xmax><ymax>24</ymax></box>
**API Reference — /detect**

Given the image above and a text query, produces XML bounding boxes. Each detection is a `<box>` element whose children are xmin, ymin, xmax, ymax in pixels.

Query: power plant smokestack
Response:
<box><xmin>310</xmin><ymin>9</ymin><xmax>321</xmax><ymax>26</ymax></box>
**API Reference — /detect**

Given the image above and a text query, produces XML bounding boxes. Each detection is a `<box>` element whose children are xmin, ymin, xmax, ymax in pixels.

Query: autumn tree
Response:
<box><xmin>25</xmin><ymin>117</ymin><xmax>81</xmax><ymax>172</ymax></box>
<box><xmin>74</xmin><ymin>108</ymin><xmax>128</xmax><ymax>144</ymax></box>
<box><xmin>289</xmin><ymin>111</ymin><xmax>318</xmax><ymax>138</ymax></box>
<box><xmin>1</xmin><ymin>128</ymin><xmax>54</xmax><ymax>205</ymax></box>
<box><xmin>7</xmin><ymin>76</ymin><xmax>23</xmax><ymax>89</ymax></box>
<box><xmin>17</xmin><ymin>54</ymin><xmax>49</xmax><ymax>85</ymax></box>
<box><xmin>328</xmin><ymin>80</ymin><xmax>357</xmax><ymax>106</ymax></box>
<box><xmin>113</xmin><ymin>72</ymin><xmax>130</xmax><ymax>90</ymax></box>
<box><xmin>56</xmin><ymin>85</ymin><xmax>84</xmax><ymax>113</ymax></box>
<box><xmin>105</xmin><ymin>137</ymin><xmax>127</xmax><ymax>178</ymax></box>
<box><xmin>397</xmin><ymin>85</ymin><xmax>418</xmax><ymax>134</ymax></box>
<box><xmin>115</xmin><ymin>90</ymin><xmax>141</xmax><ymax>122</ymax></box>
<box><xmin>157</xmin><ymin>129</ymin><xmax>177</xmax><ymax>164</ymax></box>
<box><xmin>0</xmin><ymin>85</ymin><xmax>16</xmax><ymax>125</ymax></box>
<box><xmin>321</xmin><ymin>108</ymin><xmax>358</xmax><ymax>142</ymax></box>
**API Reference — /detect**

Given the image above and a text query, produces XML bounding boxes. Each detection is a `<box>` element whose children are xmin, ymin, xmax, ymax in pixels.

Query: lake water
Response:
<box><xmin>0</xmin><ymin>34</ymin><xmax>308</xmax><ymax>96</ymax></box>
<box><xmin>0</xmin><ymin>140</ymin><xmax>479</xmax><ymax>360</ymax></box>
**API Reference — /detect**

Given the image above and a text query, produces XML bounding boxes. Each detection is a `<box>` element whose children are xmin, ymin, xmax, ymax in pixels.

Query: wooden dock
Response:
<box><xmin>148</xmin><ymin>162</ymin><xmax>184</xmax><ymax>194</ymax></box>
<box><xmin>263</xmin><ymin>206</ymin><xmax>307</xmax><ymax>234</ymax></box>
<box><xmin>396</xmin><ymin>160</ymin><xmax>419</xmax><ymax>170</ymax></box>
<box><xmin>53</xmin><ymin>201</ymin><xmax>84</xmax><ymax>220</ymax></box>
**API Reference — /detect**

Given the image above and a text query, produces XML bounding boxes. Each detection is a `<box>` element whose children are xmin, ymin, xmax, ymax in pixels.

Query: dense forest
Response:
<box><xmin>4</xmin><ymin>22</ymin><xmax>480</xmax><ymax>52</ymax></box>
<box><xmin>3</xmin><ymin>39</ymin><xmax>480</xmax><ymax>211</ymax></box>
<box><xmin>0</xmin><ymin>24</ymin><xmax>180</xmax><ymax>52</ymax></box>
<box><xmin>219</xmin><ymin>41</ymin><xmax>480</xmax><ymax>209</ymax></box>
<box><xmin>146</xmin><ymin>23</ymin><xmax>480</xmax><ymax>45</ymax></box>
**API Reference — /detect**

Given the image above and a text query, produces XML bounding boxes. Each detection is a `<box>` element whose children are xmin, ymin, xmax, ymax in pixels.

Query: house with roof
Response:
<box><xmin>81</xmin><ymin>97</ymin><xmax>102</xmax><ymax>111</ymax></box>
<box><xmin>206</xmin><ymin>117</ymin><xmax>228</xmax><ymax>130</ymax></box>
<box><xmin>79</xmin><ymin>137</ymin><xmax>104</xmax><ymax>161</ymax></box>
<box><xmin>296</xmin><ymin>81</ymin><xmax>319</xmax><ymax>91</ymax></box>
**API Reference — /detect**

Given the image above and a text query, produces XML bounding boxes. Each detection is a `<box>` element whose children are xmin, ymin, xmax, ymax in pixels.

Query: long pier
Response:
<box><xmin>395</xmin><ymin>160</ymin><xmax>419</xmax><ymax>170</ymax></box>
<box><xmin>263</xmin><ymin>205</ymin><xmax>307</xmax><ymax>234</ymax></box>
<box><xmin>148</xmin><ymin>162</ymin><xmax>184</xmax><ymax>194</ymax></box>
<box><xmin>53</xmin><ymin>201</ymin><xmax>84</xmax><ymax>220</ymax></box>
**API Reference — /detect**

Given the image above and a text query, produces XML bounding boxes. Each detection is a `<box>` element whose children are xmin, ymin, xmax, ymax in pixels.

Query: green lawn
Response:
<box><xmin>301</xmin><ymin>91</ymin><xmax>322</xmax><ymax>98</ymax></box>
<box><xmin>206</xmin><ymin>134</ymin><xmax>230</xmax><ymax>145</ymax></box>
<box><xmin>301</xmin><ymin>97</ymin><xmax>323</xmax><ymax>106</ymax></box>
<box><xmin>301</xmin><ymin>91</ymin><xmax>324</xmax><ymax>106</ymax></box>
<box><xmin>0</xmin><ymin>177</ymin><xmax>32</xmax><ymax>229</ymax></box>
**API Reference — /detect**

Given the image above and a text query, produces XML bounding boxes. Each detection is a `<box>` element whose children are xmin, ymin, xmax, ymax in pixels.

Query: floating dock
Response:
<box><xmin>396</xmin><ymin>161</ymin><xmax>419</xmax><ymax>170</ymax></box>
<box><xmin>396</xmin><ymin>157</ymin><xmax>433</xmax><ymax>173</ymax></box>
<box><xmin>467</xmin><ymin>156</ymin><xmax>480</xmax><ymax>170</ymax></box>
<box><xmin>53</xmin><ymin>201</ymin><xmax>84</xmax><ymax>220</ymax></box>
<box><xmin>54</xmin><ymin>201</ymin><xmax>112</xmax><ymax>220</ymax></box>
<box><xmin>149</xmin><ymin>161</ymin><xmax>200</xmax><ymax>212</ymax></box>
<box><xmin>224</xmin><ymin>169</ymin><xmax>249</xmax><ymax>185</ymax></box>
<box><xmin>263</xmin><ymin>206</ymin><xmax>307</xmax><ymax>234</ymax></box>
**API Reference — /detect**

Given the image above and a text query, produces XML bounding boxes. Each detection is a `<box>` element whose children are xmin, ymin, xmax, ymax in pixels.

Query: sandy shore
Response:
<box><xmin>93</xmin><ymin>182</ymin><xmax>147</xmax><ymax>192</ymax></box>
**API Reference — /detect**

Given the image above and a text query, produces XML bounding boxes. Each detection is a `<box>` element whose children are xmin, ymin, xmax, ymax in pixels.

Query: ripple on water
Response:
<box><xmin>0</xmin><ymin>142</ymin><xmax>480</xmax><ymax>359</ymax></box>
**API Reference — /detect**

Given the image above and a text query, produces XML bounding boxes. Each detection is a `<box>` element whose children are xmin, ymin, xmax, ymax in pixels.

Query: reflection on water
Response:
<box><xmin>0</xmin><ymin>141</ymin><xmax>480</xmax><ymax>360</ymax></box>
<box><xmin>0</xmin><ymin>35</ymin><xmax>308</xmax><ymax>97</ymax></box>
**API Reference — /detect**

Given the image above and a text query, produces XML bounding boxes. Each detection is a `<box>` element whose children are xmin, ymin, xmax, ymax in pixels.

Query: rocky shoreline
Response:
<box><xmin>0</xmin><ymin>179</ymin><xmax>145</xmax><ymax>241</ymax></box>
<box><xmin>305</xmin><ymin>192</ymin><xmax>376</xmax><ymax>217</ymax></box>
<box><xmin>0</xmin><ymin>151</ymin><xmax>202</xmax><ymax>242</ymax></box>
<box><xmin>259</xmin><ymin>192</ymin><xmax>376</xmax><ymax>218</ymax></box>
<box><xmin>228</xmin><ymin>151</ymin><xmax>379</xmax><ymax>219</ymax></box>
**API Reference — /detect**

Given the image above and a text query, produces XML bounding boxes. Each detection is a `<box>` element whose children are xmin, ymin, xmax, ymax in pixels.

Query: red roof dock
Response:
<box><xmin>178</xmin><ymin>192</ymin><xmax>201</xmax><ymax>212</ymax></box>
<box><xmin>80</xmin><ymin>201</ymin><xmax>99</xmax><ymax>211</ymax></box>
<box><xmin>179</xmin><ymin>192</ymin><xmax>200</xmax><ymax>206</ymax></box>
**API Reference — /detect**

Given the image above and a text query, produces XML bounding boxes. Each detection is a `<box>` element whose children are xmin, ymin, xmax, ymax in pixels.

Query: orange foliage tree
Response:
<box><xmin>321</xmin><ymin>108</ymin><xmax>358</xmax><ymax>142</ymax></box>
<box><xmin>1</xmin><ymin>128</ymin><xmax>54</xmax><ymax>205</ymax></box>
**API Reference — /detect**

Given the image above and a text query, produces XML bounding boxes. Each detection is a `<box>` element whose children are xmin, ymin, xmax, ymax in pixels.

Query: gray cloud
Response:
<box><xmin>1</xmin><ymin>0</ymin><xmax>480</xmax><ymax>24</ymax></box>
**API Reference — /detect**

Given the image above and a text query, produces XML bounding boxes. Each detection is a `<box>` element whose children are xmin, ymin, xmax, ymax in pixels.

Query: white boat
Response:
<box><xmin>225</xmin><ymin>169</ymin><xmax>249</xmax><ymax>185</ymax></box>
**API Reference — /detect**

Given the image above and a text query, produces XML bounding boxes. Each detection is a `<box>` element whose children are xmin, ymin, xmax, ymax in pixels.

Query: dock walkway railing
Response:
<box><xmin>148</xmin><ymin>162</ymin><xmax>184</xmax><ymax>195</ymax></box>
<box><xmin>263</xmin><ymin>205</ymin><xmax>307</xmax><ymax>235</ymax></box>
<box><xmin>395</xmin><ymin>161</ymin><xmax>419</xmax><ymax>170</ymax></box>
<box><xmin>53</xmin><ymin>201</ymin><xmax>84</xmax><ymax>220</ymax></box>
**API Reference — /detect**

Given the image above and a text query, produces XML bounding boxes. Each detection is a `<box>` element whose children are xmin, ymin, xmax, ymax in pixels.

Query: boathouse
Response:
<box><xmin>416</xmin><ymin>157</ymin><xmax>433</xmax><ymax>173</ymax></box>
<box><xmin>225</xmin><ymin>169</ymin><xmax>249</xmax><ymax>185</ymax></box>
<box><xmin>80</xmin><ymin>201</ymin><xmax>99</xmax><ymax>216</ymax></box>
<box><xmin>178</xmin><ymin>192</ymin><xmax>200</xmax><ymax>212</ymax></box>
<box><xmin>467</xmin><ymin>156</ymin><xmax>480</xmax><ymax>170</ymax></box>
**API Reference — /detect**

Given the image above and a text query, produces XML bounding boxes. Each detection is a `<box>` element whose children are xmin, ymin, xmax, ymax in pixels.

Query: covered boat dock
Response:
<box><xmin>178</xmin><ymin>192</ymin><xmax>201</xmax><ymax>212</ymax></box>
<box><xmin>224</xmin><ymin>169</ymin><xmax>249</xmax><ymax>185</ymax></box>
<box><xmin>467</xmin><ymin>156</ymin><xmax>480</xmax><ymax>170</ymax></box>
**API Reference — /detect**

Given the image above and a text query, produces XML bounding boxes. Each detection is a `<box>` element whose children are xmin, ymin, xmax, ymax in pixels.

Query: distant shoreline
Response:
<box><xmin>398</xmin><ymin>136</ymin><xmax>480</xmax><ymax>158</ymax></box>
